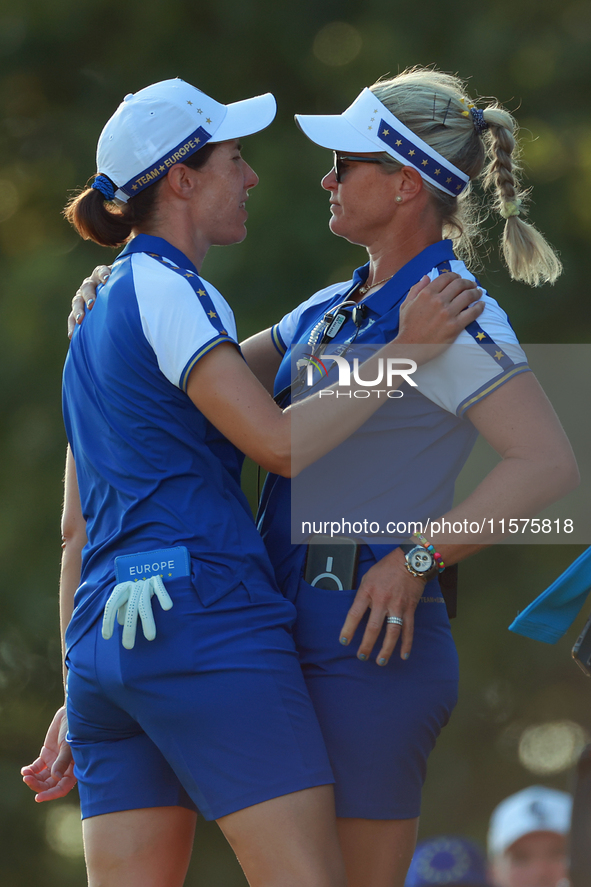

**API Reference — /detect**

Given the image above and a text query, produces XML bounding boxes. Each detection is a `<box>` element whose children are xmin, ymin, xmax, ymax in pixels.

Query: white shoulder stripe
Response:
<box><xmin>131</xmin><ymin>254</ymin><xmax>237</xmax><ymax>388</ymax></box>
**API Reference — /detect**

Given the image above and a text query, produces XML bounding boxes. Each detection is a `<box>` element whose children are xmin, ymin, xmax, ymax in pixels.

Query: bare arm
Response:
<box><xmin>340</xmin><ymin>371</ymin><xmax>579</xmax><ymax>664</ymax></box>
<box><xmin>432</xmin><ymin>370</ymin><xmax>579</xmax><ymax>550</ymax></box>
<box><xmin>188</xmin><ymin>274</ymin><xmax>484</xmax><ymax>476</ymax></box>
<box><xmin>21</xmin><ymin>447</ymin><xmax>85</xmax><ymax>801</ymax></box>
<box><xmin>59</xmin><ymin>446</ymin><xmax>87</xmax><ymax>679</ymax></box>
<box><xmin>240</xmin><ymin>328</ymin><xmax>283</xmax><ymax>394</ymax></box>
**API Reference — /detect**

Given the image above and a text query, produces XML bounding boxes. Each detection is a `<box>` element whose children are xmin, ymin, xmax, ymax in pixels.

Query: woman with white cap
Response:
<box><xmin>21</xmin><ymin>77</ymin><xmax>481</xmax><ymax>887</ymax></box>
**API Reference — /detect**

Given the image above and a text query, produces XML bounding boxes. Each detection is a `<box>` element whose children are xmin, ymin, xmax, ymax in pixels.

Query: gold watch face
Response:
<box><xmin>408</xmin><ymin>547</ymin><xmax>434</xmax><ymax>574</ymax></box>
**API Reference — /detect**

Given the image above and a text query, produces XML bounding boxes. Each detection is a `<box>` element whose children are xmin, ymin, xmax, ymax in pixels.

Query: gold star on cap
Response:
<box><xmin>159</xmin><ymin>165</ymin><xmax>165</xmax><ymax>171</ymax></box>
<box><xmin>197</xmin><ymin>108</ymin><xmax>202</xmax><ymax>114</ymax></box>
<box><xmin>456</xmin><ymin>184</ymin><xmax>462</xmax><ymax>191</ymax></box>
<box><xmin>197</xmin><ymin>289</ymin><xmax>206</xmax><ymax>296</ymax></box>
<box><xmin>184</xmin><ymin>272</ymin><xmax>194</xmax><ymax>278</ymax></box>
<box><xmin>373</xmin><ymin>108</ymin><xmax>378</xmax><ymax>113</ymax></box>
<box><xmin>368</xmin><ymin>126</ymin><xmax>372</xmax><ymax>130</ymax></box>
<box><xmin>494</xmin><ymin>350</ymin><xmax>504</xmax><ymax>360</ymax></box>
<box><xmin>208</xmin><ymin>310</ymin><xmax>217</xmax><ymax>319</ymax></box>
<box><xmin>187</xmin><ymin>100</ymin><xmax>193</xmax><ymax>106</ymax></box>
<box><xmin>446</xmin><ymin>177</ymin><xmax>452</xmax><ymax>183</ymax></box>
<box><xmin>383</xmin><ymin>129</ymin><xmax>389</xmax><ymax>136</ymax></box>
<box><xmin>434</xmin><ymin>169</ymin><xmax>441</xmax><ymax>176</ymax></box>
<box><xmin>395</xmin><ymin>139</ymin><xmax>402</xmax><ymax>146</ymax></box>
<box><xmin>206</xmin><ymin>118</ymin><xmax>212</xmax><ymax>124</ymax></box>
<box><xmin>476</xmin><ymin>332</ymin><xmax>486</xmax><ymax>341</ymax></box>
<box><xmin>421</xmin><ymin>159</ymin><xmax>428</xmax><ymax>166</ymax></box>
<box><xmin>132</xmin><ymin>184</ymin><xmax>138</xmax><ymax>190</ymax></box>
<box><xmin>220</xmin><ymin>330</ymin><xmax>227</xmax><ymax>335</ymax></box>
<box><xmin>408</xmin><ymin>149</ymin><xmax>415</xmax><ymax>156</ymax></box>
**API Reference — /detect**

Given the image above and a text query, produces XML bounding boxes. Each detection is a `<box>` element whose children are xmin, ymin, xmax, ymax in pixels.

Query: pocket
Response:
<box><xmin>190</xmin><ymin>560</ymin><xmax>242</xmax><ymax>608</ymax></box>
<box><xmin>295</xmin><ymin>579</ymin><xmax>357</xmax><ymax>624</ymax></box>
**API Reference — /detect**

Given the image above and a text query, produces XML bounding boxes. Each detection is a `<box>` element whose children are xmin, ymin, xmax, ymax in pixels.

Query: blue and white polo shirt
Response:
<box><xmin>63</xmin><ymin>233</ymin><xmax>278</xmax><ymax>652</ymax></box>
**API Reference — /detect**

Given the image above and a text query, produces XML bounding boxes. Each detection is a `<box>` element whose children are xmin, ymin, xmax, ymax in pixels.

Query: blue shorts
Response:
<box><xmin>293</xmin><ymin>553</ymin><xmax>459</xmax><ymax>820</ymax></box>
<box><xmin>66</xmin><ymin>575</ymin><xmax>334</xmax><ymax>820</ymax></box>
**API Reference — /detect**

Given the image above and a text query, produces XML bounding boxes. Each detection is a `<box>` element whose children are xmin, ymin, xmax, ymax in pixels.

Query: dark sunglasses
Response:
<box><xmin>332</xmin><ymin>152</ymin><xmax>386</xmax><ymax>183</ymax></box>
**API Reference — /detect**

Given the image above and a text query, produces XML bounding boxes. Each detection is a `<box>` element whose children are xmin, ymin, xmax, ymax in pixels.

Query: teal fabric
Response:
<box><xmin>509</xmin><ymin>547</ymin><xmax>591</xmax><ymax>643</ymax></box>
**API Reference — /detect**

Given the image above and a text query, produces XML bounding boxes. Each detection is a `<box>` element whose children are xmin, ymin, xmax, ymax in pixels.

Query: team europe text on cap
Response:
<box><xmin>95</xmin><ymin>79</ymin><xmax>276</xmax><ymax>203</ymax></box>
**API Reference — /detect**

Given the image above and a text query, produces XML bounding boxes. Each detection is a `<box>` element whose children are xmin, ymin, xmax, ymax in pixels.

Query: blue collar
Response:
<box><xmin>352</xmin><ymin>239</ymin><xmax>457</xmax><ymax>315</ymax></box>
<box><xmin>118</xmin><ymin>234</ymin><xmax>199</xmax><ymax>276</ymax></box>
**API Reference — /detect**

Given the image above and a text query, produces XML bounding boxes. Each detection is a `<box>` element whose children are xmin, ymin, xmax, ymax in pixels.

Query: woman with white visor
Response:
<box><xmin>21</xmin><ymin>77</ymin><xmax>481</xmax><ymax>887</ymax></box>
<box><xmin>252</xmin><ymin>68</ymin><xmax>577</xmax><ymax>886</ymax></box>
<box><xmin>46</xmin><ymin>69</ymin><xmax>576</xmax><ymax>887</ymax></box>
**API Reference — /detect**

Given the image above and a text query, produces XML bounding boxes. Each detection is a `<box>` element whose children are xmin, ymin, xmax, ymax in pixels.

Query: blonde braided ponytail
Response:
<box><xmin>370</xmin><ymin>68</ymin><xmax>562</xmax><ymax>286</ymax></box>
<box><xmin>481</xmin><ymin>107</ymin><xmax>562</xmax><ymax>285</ymax></box>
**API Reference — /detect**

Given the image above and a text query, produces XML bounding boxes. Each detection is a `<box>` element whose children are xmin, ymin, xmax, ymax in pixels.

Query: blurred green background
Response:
<box><xmin>1</xmin><ymin>0</ymin><xmax>590</xmax><ymax>884</ymax></box>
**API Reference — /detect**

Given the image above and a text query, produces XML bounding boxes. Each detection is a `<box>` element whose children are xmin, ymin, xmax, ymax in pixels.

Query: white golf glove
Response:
<box><xmin>102</xmin><ymin>576</ymin><xmax>173</xmax><ymax>650</ymax></box>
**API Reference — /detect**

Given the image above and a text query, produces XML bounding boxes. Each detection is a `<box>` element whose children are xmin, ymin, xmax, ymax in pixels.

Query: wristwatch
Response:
<box><xmin>399</xmin><ymin>543</ymin><xmax>438</xmax><ymax>580</ymax></box>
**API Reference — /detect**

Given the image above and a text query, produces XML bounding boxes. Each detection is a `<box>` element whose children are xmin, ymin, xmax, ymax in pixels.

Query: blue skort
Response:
<box><xmin>66</xmin><ymin>574</ymin><xmax>334</xmax><ymax>821</ymax></box>
<box><xmin>293</xmin><ymin>553</ymin><xmax>459</xmax><ymax>819</ymax></box>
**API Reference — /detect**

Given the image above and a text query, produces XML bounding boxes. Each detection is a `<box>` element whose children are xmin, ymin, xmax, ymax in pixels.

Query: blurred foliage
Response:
<box><xmin>1</xmin><ymin>0</ymin><xmax>590</xmax><ymax>883</ymax></box>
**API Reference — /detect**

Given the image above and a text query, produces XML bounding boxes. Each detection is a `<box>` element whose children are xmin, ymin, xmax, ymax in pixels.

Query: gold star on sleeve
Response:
<box><xmin>494</xmin><ymin>350</ymin><xmax>504</xmax><ymax>360</ymax></box>
<box><xmin>476</xmin><ymin>332</ymin><xmax>486</xmax><ymax>341</ymax></box>
<box><xmin>208</xmin><ymin>310</ymin><xmax>217</xmax><ymax>319</ymax></box>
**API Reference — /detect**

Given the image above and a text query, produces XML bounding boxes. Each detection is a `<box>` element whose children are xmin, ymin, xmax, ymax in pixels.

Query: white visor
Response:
<box><xmin>295</xmin><ymin>87</ymin><xmax>469</xmax><ymax>197</ymax></box>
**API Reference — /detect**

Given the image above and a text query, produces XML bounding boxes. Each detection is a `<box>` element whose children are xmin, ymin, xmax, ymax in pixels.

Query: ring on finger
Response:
<box><xmin>386</xmin><ymin>615</ymin><xmax>403</xmax><ymax>626</ymax></box>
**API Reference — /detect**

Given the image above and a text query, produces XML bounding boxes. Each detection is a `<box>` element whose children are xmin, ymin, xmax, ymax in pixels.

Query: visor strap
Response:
<box><xmin>378</xmin><ymin>120</ymin><xmax>469</xmax><ymax>196</ymax></box>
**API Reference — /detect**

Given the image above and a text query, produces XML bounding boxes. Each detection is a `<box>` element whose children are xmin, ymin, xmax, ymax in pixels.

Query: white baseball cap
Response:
<box><xmin>487</xmin><ymin>786</ymin><xmax>572</xmax><ymax>857</ymax></box>
<box><xmin>95</xmin><ymin>78</ymin><xmax>276</xmax><ymax>202</ymax></box>
<box><xmin>295</xmin><ymin>87</ymin><xmax>469</xmax><ymax>197</ymax></box>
